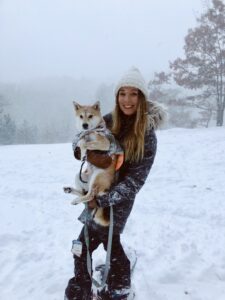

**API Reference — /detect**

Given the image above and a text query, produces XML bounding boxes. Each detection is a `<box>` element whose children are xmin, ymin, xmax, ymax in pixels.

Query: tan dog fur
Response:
<box><xmin>64</xmin><ymin>101</ymin><xmax>116</xmax><ymax>226</ymax></box>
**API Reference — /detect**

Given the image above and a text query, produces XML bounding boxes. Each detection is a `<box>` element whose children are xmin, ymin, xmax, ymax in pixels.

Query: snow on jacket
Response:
<box><xmin>73</xmin><ymin>101</ymin><xmax>165</xmax><ymax>234</ymax></box>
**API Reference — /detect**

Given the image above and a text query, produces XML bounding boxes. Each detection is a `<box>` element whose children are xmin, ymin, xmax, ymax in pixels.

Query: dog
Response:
<box><xmin>63</xmin><ymin>101</ymin><xmax>120</xmax><ymax>226</ymax></box>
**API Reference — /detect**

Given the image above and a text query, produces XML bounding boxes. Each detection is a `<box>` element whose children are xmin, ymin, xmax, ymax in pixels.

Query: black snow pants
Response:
<box><xmin>65</xmin><ymin>226</ymin><xmax>131</xmax><ymax>300</ymax></box>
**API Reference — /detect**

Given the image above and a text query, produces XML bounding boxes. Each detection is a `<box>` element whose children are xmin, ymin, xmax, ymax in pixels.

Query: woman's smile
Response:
<box><xmin>118</xmin><ymin>87</ymin><xmax>139</xmax><ymax>115</ymax></box>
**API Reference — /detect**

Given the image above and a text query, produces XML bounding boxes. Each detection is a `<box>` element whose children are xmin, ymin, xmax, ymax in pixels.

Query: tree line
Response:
<box><xmin>0</xmin><ymin>82</ymin><xmax>115</xmax><ymax>145</ymax></box>
<box><xmin>0</xmin><ymin>98</ymin><xmax>61</xmax><ymax>145</ymax></box>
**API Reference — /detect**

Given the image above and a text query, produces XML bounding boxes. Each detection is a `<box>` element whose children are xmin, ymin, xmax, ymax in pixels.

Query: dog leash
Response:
<box><xmin>84</xmin><ymin>204</ymin><xmax>114</xmax><ymax>289</ymax></box>
<box><xmin>79</xmin><ymin>156</ymin><xmax>88</xmax><ymax>184</ymax></box>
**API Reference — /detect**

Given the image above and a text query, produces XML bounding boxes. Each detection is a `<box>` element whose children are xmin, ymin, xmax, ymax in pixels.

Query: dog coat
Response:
<box><xmin>72</xmin><ymin>121</ymin><xmax>124</xmax><ymax>170</ymax></box>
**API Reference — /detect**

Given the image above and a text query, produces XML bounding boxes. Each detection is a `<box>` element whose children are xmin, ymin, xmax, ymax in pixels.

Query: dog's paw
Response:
<box><xmin>63</xmin><ymin>187</ymin><xmax>72</xmax><ymax>193</ymax></box>
<box><xmin>71</xmin><ymin>199</ymin><xmax>79</xmax><ymax>205</ymax></box>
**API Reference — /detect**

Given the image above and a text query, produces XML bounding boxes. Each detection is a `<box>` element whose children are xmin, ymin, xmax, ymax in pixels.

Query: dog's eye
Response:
<box><xmin>88</xmin><ymin>115</ymin><xmax>93</xmax><ymax>119</ymax></box>
<box><xmin>80</xmin><ymin>115</ymin><xmax>83</xmax><ymax>119</ymax></box>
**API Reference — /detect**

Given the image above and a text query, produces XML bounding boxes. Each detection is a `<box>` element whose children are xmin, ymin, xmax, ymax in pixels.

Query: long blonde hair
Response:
<box><xmin>111</xmin><ymin>90</ymin><xmax>148</xmax><ymax>163</ymax></box>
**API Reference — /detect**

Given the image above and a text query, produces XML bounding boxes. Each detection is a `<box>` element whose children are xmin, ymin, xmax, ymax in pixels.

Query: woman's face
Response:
<box><xmin>118</xmin><ymin>87</ymin><xmax>139</xmax><ymax>116</ymax></box>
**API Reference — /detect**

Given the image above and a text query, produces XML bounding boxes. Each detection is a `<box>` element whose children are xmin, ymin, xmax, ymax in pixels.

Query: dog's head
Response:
<box><xmin>73</xmin><ymin>101</ymin><xmax>102</xmax><ymax>131</ymax></box>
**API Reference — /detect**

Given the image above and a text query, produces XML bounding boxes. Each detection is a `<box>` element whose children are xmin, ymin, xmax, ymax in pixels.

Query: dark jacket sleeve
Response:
<box><xmin>97</xmin><ymin>129</ymin><xmax>157</xmax><ymax>207</ymax></box>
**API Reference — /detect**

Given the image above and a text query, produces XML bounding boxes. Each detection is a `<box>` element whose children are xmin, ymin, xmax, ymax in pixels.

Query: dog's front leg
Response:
<box><xmin>85</xmin><ymin>134</ymin><xmax>110</xmax><ymax>151</ymax></box>
<box><xmin>78</xmin><ymin>138</ymin><xmax>87</xmax><ymax>160</ymax></box>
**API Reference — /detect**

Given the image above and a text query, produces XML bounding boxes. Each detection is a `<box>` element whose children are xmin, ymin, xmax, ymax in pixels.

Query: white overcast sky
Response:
<box><xmin>0</xmin><ymin>0</ymin><xmax>205</xmax><ymax>83</ymax></box>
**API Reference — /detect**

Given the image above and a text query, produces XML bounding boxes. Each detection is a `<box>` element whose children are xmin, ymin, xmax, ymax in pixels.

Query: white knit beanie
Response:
<box><xmin>114</xmin><ymin>67</ymin><xmax>149</xmax><ymax>100</ymax></box>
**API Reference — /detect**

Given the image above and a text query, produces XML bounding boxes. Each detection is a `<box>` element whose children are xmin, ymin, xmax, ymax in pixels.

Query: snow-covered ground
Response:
<box><xmin>0</xmin><ymin>127</ymin><xmax>225</xmax><ymax>300</ymax></box>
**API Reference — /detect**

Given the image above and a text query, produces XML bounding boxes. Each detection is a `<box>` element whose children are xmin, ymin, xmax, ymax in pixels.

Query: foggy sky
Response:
<box><xmin>0</xmin><ymin>0</ymin><xmax>204</xmax><ymax>83</ymax></box>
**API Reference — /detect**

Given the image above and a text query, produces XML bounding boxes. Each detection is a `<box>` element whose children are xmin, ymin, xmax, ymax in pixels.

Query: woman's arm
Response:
<box><xmin>96</xmin><ymin>129</ymin><xmax>157</xmax><ymax>207</ymax></box>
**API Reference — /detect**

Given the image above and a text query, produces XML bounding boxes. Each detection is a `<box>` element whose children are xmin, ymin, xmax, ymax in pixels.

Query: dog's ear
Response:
<box><xmin>92</xmin><ymin>101</ymin><xmax>100</xmax><ymax>111</ymax></box>
<box><xmin>73</xmin><ymin>101</ymin><xmax>81</xmax><ymax>111</ymax></box>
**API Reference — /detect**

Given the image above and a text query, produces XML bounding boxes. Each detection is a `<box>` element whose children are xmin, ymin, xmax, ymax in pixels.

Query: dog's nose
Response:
<box><xmin>82</xmin><ymin>123</ymin><xmax>89</xmax><ymax>130</ymax></box>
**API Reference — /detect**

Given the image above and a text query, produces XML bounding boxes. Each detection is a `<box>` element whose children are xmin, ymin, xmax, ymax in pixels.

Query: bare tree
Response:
<box><xmin>170</xmin><ymin>0</ymin><xmax>225</xmax><ymax>126</ymax></box>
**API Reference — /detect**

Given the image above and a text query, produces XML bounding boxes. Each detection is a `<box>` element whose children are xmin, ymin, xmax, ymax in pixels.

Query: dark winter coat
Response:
<box><xmin>74</xmin><ymin>101</ymin><xmax>165</xmax><ymax>234</ymax></box>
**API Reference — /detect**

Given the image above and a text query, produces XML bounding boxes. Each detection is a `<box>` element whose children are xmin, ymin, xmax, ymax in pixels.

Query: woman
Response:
<box><xmin>65</xmin><ymin>67</ymin><xmax>165</xmax><ymax>300</ymax></box>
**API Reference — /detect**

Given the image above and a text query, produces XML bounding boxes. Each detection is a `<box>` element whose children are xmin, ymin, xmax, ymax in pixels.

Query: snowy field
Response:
<box><xmin>0</xmin><ymin>127</ymin><xmax>225</xmax><ymax>300</ymax></box>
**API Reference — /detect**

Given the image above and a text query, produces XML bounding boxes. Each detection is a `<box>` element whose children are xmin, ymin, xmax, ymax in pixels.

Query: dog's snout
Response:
<box><xmin>82</xmin><ymin>123</ymin><xmax>89</xmax><ymax>130</ymax></box>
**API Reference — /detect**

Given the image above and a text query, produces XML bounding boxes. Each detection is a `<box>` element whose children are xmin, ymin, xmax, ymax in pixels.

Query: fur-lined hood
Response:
<box><xmin>147</xmin><ymin>100</ymin><xmax>167</xmax><ymax>130</ymax></box>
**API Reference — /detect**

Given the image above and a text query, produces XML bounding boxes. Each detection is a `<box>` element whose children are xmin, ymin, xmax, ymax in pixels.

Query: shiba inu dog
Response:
<box><xmin>63</xmin><ymin>101</ymin><xmax>120</xmax><ymax>226</ymax></box>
